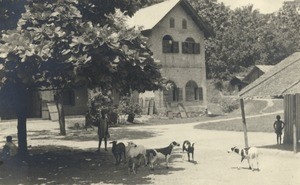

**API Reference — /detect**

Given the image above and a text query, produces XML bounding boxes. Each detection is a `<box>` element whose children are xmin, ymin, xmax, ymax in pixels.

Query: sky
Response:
<box><xmin>217</xmin><ymin>0</ymin><xmax>287</xmax><ymax>14</ymax></box>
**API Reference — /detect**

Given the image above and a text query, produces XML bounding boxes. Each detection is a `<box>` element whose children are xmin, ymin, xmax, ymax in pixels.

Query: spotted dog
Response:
<box><xmin>228</xmin><ymin>146</ymin><xmax>259</xmax><ymax>171</ymax></box>
<box><xmin>146</xmin><ymin>141</ymin><xmax>180</xmax><ymax>170</ymax></box>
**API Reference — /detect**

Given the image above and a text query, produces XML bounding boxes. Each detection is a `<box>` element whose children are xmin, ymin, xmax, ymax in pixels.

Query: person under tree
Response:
<box><xmin>97</xmin><ymin>110</ymin><xmax>110</xmax><ymax>152</ymax></box>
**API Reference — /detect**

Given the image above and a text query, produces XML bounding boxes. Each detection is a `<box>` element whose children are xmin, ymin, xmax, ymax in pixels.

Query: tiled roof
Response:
<box><xmin>240</xmin><ymin>52</ymin><xmax>300</xmax><ymax>98</ymax></box>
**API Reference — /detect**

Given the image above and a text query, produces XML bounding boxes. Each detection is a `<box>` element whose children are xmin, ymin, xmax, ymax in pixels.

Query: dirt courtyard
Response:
<box><xmin>0</xmin><ymin>119</ymin><xmax>300</xmax><ymax>185</ymax></box>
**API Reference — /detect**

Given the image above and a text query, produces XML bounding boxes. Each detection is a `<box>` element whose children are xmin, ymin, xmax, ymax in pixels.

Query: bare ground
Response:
<box><xmin>0</xmin><ymin>118</ymin><xmax>299</xmax><ymax>185</ymax></box>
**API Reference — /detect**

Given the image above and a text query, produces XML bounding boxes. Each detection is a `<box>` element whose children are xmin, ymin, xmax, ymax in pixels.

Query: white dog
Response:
<box><xmin>228</xmin><ymin>146</ymin><xmax>259</xmax><ymax>171</ymax></box>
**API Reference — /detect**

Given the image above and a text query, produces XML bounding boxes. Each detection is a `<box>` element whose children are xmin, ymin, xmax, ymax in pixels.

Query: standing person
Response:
<box><xmin>273</xmin><ymin>115</ymin><xmax>285</xmax><ymax>145</ymax></box>
<box><xmin>2</xmin><ymin>136</ymin><xmax>18</xmax><ymax>160</ymax></box>
<box><xmin>97</xmin><ymin>110</ymin><xmax>110</xmax><ymax>151</ymax></box>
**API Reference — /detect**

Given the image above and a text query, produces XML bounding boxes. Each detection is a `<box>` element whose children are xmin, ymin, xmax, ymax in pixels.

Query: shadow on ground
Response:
<box><xmin>28</xmin><ymin>128</ymin><xmax>157</xmax><ymax>142</ymax></box>
<box><xmin>258</xmin><ymin>144</ymin><xmax>300</xmax><ymax>152</ymax></box>
<box><xmin>0</xmin><ymin>146</ymin><xmax>184</xmax><ymax>185</ymax></box>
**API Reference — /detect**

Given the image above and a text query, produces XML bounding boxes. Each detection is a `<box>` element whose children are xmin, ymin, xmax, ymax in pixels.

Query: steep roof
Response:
<box><xmin>240</xmin><ymin>52</ymin><xmax>300</xmax><ymax>98</ymax></box>
<box><xmin>255</xmin><ymin>65</ymin><xmax>274</xmax><ymax>73</ymax></box>
<box><xmin>127</xmin><ymin>0</ymin><xmax>214</xmax><ymax>37</ymax></box>
<box><xmin>242</xmin><ymin>65</ymin><xmax>274</xmax><ymax>83</ymax></box>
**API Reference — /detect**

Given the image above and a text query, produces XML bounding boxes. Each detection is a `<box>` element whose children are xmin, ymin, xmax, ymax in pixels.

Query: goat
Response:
<box><xmin>228</xmin><ymin>146</ymin><xmax>259</xmax><ymax>171</ymax></box>
<box><xmin>126</xmin><ymin>141</ymin><xmax>147</xmax><ymax>174</ymax></box>
<box><xmin>110</xmin><ymin>141</ymin><xmax>126</xmax><ymax>165</ymax></box>
<box><xmin>182</xmin><ymin>140</ymin><xmax>195</xmax><ymax>162</ymax></box>
<box><xmin>128</xmin><ymin>153</ymin><xmax>144</xmax><ymax>175</ymax></box>
<box><xmin>146</xmin><ymin>141</ymin><xmax>180</xmax><ymax>170</ymax></box>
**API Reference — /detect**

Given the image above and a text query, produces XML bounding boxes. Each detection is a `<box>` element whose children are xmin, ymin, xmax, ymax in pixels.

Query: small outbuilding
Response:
<box><xmin>242</xmin><ymin>65</ymin><xmax>274</xmax><ymax>85</ymax></box>
<box><xmin>239</xmin><ymin>52</ymin><xmax>300</xmax><ymax>153</ymax></box>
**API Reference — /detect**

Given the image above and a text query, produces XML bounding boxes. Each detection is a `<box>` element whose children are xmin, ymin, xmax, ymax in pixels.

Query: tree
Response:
<box><xmin>0</xmin><ymin>0</ymin><xmax>164</xmax><ymax>157</ymax></box>
<box><xmin>191</xmin><ymin>0</ymin><xmax>299</xmax><ymax>81</ymax></box>
<box><xmin>0</xmin><ymin>0</ymin><xmax>26</xmax><ymax>30</ymax></box>
<box><xmin>256</xmin><ymin>3</ymin><xmax>300</xmax><ymax>65</ymax></box>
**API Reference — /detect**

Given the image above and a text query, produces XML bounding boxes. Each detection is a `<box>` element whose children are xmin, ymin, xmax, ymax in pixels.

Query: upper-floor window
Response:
<box><xmin>182</xmin><ymin>19</ymin><xmax>187</xmax><ymax>29</ymax></box>
<box><xmin>162</xmin><ymin>35</ymin><xmax>179</xmax><ymax>53</ymax></box>
<box><xmin>170</xmin><ymin>18</ymin><xmax>175</xmax><ymax>28</ymax></box>
<box><xmin>182</xmin><ymin>37</ymin><xmax>200</xmax><ymax>54</ymax></box>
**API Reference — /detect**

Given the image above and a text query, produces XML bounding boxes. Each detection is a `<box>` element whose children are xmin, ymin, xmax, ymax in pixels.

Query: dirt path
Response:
<box><xmin>0</xmin><ymin>118</ymin><xmax>299</xmax><ymax>185</ymax></box>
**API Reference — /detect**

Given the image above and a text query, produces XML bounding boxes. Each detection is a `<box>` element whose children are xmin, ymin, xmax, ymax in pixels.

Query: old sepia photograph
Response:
<box><xmin>0</xmin><ymin>0</ymin><xmax>299</xmax><ymax>184</ymax></box>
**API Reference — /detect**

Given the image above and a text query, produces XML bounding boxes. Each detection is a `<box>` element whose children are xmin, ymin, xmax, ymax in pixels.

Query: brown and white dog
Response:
<box><xmin>146</xmin><ymin>141</ymin><xmax>180</xmax><ymax>170</ymax></box>
<box><xmin>228</xmin><ymin>146</ymin><xmax>259</xmax><ymax>171</ymax></box>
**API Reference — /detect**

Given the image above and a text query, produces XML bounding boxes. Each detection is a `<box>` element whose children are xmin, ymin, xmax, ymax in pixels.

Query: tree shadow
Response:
<box><xmin>0</xmin><ymin>146</ymin><xmax>184</xmax><ymax>185</ymax></box>
<box><xmin>28</xmin><ymin>128</ymin><xmax>157</xmax><ymax>142</ymax></box>
<box><xmin>258</xmin><ymin>144</ymin><xmax>300</xmax><ymax>152</ymax></box>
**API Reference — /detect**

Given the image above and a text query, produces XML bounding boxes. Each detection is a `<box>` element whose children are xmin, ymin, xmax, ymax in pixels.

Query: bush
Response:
<box><xmin>85</xmin><ymin>92</ymin><xmax>113</xmax><ymax>126</ymax></box>
<box><xmin>220</xmin><ymin>98</ymin><xmax>239</xmax><ymax>113</ymax></box>
<box><xmin>118</xmin><ymin>96</ymin><xmax>142</xmax><ymax>123</ymax></box>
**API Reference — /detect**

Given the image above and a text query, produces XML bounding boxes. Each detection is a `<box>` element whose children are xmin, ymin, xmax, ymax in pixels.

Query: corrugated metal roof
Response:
<box><xmin>240</xmin><ymin>52</ymin><xmax>300</xmax><ymax>98</ymax></box>
<box><xmin>127</xmin><ymin>0</ymin><xmax>180</xmax><ymax>30</ymax></box>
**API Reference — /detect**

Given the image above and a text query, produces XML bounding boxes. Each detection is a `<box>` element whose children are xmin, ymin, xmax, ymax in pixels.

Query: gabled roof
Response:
<box><xmin>240</xmin><ymin>52</ymin><xmax>300</xmax><ymax>98</ymax></box>
<box><xmin>127</xmin><ymin>0</ymin><xmax>214</xmax><ymax>37</ymax></box>
<box><xmin>242</xmin><ymin>65</ymin><xmax>274</xmax><ymax>83</ymax></box>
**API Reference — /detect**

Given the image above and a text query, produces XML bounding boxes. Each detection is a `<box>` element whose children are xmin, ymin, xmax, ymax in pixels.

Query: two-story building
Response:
<box><xmin>127</xmin><ymin>0</ymin><xmax>213</xmax><ymax>117</ymax></box>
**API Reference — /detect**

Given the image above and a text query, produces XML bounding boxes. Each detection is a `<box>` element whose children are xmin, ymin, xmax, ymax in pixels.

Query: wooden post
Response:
<box><xmin>293</xmin><ymin>94</ymin><xmax>297</xmax><ymax>153</ymax></box>
<box><xmin>240</xmin><ymin>98</ymin><xmax>249</xmax><ymax>148</ymax></box>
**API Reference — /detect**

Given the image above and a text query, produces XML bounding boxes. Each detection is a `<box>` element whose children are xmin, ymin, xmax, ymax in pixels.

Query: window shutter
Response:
<box><xmin>194</xmin><ymin>43</ymin><xmax>200</xmax><ymax>54</ymax></box>
<box><xmin>172</xmin><ymin>41</ymin><xmax>179</xmax><ymax>53</ymax></box>
<box><xmin>194</xmin><ymin>87</ymin><xmax>199</xmax><ymax>100</ymax></box>
<box><xmin>188</xmin><ymin>43</ymin><xmax>194</xmax><ymax>54</ymax></box>
<box><xmin>182</xmin><ymin>42</ymin><xmax>189</xmax><ymax>54</ymax></box>
<box><xmin>198</xmin><ymin>87</ymin><xmax>203</xmax><ymax>100</ymax></box>
<box><xmin>162</xmin><ymin>40</ymin><xmax>172</xmax><ymax>53</ymax></box>
<box><xmin>178</xmin><ymin>88</ymin><xmax>183</xmax><ymax>101</ymax></box>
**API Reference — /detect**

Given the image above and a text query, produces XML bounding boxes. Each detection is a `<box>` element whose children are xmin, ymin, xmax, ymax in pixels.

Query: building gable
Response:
<box><xmin>127</xmin><ymin>0</ymin><xmax>214</xmax><ymax>38</ymax></box>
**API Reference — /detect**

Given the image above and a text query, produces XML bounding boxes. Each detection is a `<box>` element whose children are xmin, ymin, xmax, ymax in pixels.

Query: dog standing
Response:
<box><xmin>146</xmin><ymin>141</ymin><xmax>180</xmax><ymax>170</ymax></box>
<box><xmin>182</xmin><ymin>140</ymin><xmax>195</xmax><ymax>162</ymax></box>
<box><xmin>228</xmin><ymin>146</ymin><xmax>259</xmax><ymax>171</ymax></box>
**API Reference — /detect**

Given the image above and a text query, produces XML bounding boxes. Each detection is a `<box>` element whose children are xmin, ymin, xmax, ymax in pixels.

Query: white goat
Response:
<box><xmin>127</xmin><ymin>141</ymin><xmax>147</xmax><ymax>174</ymax></box>
<box><xmin>228</xmin><ymin>146</ymin><xmax>259</xmax><ymax>171</ymax></box>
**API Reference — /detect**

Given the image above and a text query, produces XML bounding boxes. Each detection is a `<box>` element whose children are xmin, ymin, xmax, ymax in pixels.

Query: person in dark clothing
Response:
<box><xmin>273</xmin><ymin>115</ymin><xmax>285</xmax><ymax>145</ymax></box>
<box><xmin>97</xmin><ymin>110</ymin><xmax>110</xmax><ymax>151</ymax></box>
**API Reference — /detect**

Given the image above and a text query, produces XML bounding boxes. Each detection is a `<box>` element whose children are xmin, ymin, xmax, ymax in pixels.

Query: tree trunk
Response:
<box><xmin>55</xmin><ymin>91</ymin><xmax>66</xmax><ymax>135</ymax></box>
<box><xmin>17</xmin><ymin>112</ymin><xmax>28</xmax><ymax>158</ymax></box>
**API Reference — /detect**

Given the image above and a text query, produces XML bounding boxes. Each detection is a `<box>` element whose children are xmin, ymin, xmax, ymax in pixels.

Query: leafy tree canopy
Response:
<box><xmin>0</xmin><ymin>0</ymin><xmax>26</xmax><ymax>30</ymax></box>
